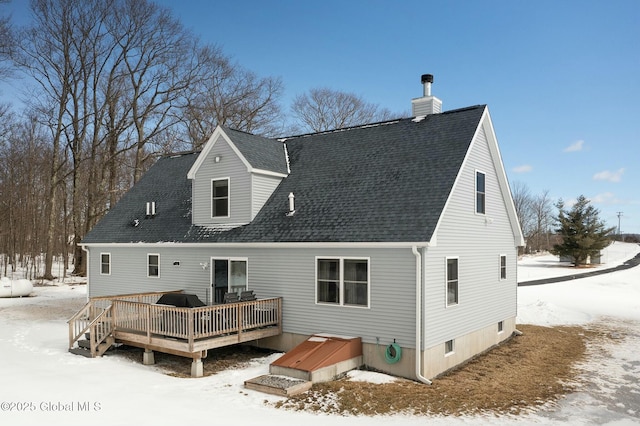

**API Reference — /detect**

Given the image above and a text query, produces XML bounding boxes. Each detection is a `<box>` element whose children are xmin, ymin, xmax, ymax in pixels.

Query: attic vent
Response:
<box><xmin>286</xmin><ymin>192</ymin><xmax>295</xmax><ymax>216</ymax></box>
<box><xmin>146</xmin><ymin>201</ymin><xmax>156</xmax><ymax>217</ymax></box>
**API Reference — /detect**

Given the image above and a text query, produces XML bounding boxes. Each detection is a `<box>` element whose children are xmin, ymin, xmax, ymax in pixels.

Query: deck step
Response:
<box><xmin>244</xmin><ymin>375</ymin><xmax>312</xmax><ymax>396</ymax></box>
<box><xmin>69</xmin><ymin>347</ymin><xmax>93</xmax><ymax>358</ymax></box>
<box><xmin>71</xmin><ymin>337</ymin><xmax>115</xmax><ymax>357</ymax></box>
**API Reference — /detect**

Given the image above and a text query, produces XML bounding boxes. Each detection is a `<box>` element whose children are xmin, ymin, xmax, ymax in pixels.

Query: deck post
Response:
<box><xmin>191</xmin><ymin>358</ymin><xmax>203</xmax><ymax>378</ymax></box>
<box><xmin>143</xmin><ymin>349</ymin><xmax>155</xmax><ymax>365</ymax></box>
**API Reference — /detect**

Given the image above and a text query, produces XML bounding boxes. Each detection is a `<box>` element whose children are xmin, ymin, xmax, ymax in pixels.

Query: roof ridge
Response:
<box><xmin>160</xmin><ymin>150</ymin><xmax>201</xmax><ymax>159</ymax></box>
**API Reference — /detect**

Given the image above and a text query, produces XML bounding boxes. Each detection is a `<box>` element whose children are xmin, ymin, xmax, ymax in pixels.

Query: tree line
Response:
<box><xmin>0</xmin><ymin>0</ymin><xmax>398</xmax><ymax>280</ymax></box>
<box><xmin>511</xmin><ymin>181</ymin><xmax>617</xmax><ymax>265</ymax></box>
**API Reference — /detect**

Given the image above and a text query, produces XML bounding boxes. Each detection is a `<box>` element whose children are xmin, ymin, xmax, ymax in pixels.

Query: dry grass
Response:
<box><xmin>275</xmin><ymin>325</ymin><xmax>607</xmax><ymax>416</ymax></box>
<box><xmin>107</xmin><ymin>324</ymin><xmax>612</xmax><ymax>416</ymax></box>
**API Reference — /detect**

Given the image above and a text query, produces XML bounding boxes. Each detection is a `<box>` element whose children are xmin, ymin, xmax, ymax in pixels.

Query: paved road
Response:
<box><xmin>518</xmin><ymin>248</ymin><xmax>640</xmax><ymax>286</ymax></box>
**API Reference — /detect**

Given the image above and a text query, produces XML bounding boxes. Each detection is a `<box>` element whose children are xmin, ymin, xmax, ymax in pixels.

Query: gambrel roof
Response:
<box><xmin>82</xmin><ymin>105</ymin><xmax>523</xmax><ymax>245</ymax></box>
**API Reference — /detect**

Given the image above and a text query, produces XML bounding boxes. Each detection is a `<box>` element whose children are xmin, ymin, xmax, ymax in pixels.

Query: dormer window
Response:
<box><xmin>212</xmin><ymin>178</ymin><xmax>229</xmax><ymax>218</ymax></box>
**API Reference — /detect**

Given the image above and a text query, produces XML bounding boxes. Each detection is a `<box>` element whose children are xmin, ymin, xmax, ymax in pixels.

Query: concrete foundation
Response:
<box><xmin>191</xmin><ymin>359</ymin><xmax>203</xmax><ymax>378</ymax></box>
<box><xmin>255</xmin><ymin>315</ymin><xmax>517</xmax><ymax>382</ymax></box>
<box><xmin>143</xmin><ymin>349</ymin><xmax>155</xmax><ymax>365</ymax></box>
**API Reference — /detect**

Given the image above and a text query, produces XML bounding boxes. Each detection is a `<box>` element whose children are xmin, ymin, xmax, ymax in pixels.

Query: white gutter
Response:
<box><xmin>412</xmin><ymin>245</ymin><xmax>432</xmax><ymax>385</ymax></box>
<box><xmin>80</xmin><ymin>241</ymin><xmax>432</xmax><ymax>249</ymax></box>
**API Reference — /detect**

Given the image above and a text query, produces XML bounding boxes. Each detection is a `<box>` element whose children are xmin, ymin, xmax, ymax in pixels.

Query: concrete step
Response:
<box><xmin>78</xmin><ymin>339</ymin><xmax>91</xmax><ymax>349</ymax></box>
<box><xmin>244</xmin><ymin>375</ymin><xmax>311</xmax><ymax>396</ymax></box>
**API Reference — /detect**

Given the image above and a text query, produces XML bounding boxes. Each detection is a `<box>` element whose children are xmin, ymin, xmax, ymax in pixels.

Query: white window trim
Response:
<box><xmin>211</xmin><ymin>177</ymin><xmax>230</xmax><ymax>219</ymax></box>
<box><xmin>100</xmin><ymin>252</ymin><xmax>111</xmax><ymax>276</ymax></box>
<box><xmin>499</xmin><ymin>254</ymin><xmax>507</xmax><ymax>280</ymax></box>
<box><xmin>210</xmin><ymin>257</ymin><xmax>249</xmax><ymax>291</ymax></box>
<box><xmin>475</xmin><ymin>169</ymin><xmax>486</xmax><ymax>215</ymax></box>
<box><xmin>147</xmin><ymin>253</ymin><xmax>160</xmax><ymax>278</ymax></box>
<box><xmin>445</xmin><ymin>256</ymin><xmax>459</xmax><ymax>308</ymax></box>
<box><xmin>445</xmin><ymin>339</ymin><xmax>455</xmax><ymax>356</ymax></box>
<box><xmin>498</xmin><ymin>321</ymin><xmax>504</xmax><ymax>334</ymax></box>
<box><xmin>315</xmin><ymin>256</ymin><xmax>370</xmax><ymax>309</ymax></box>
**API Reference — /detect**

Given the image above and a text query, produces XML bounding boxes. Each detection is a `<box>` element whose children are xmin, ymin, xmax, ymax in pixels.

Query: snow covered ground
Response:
<box><xmin>0</xmin><ymin>242</ymin><xmax>639</xmax><ymax>426</ymax></box>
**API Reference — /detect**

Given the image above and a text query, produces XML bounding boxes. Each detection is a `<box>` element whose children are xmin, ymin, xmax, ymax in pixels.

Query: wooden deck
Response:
<box><xmin>68</xmin><ymin>291</ymin><xmax>282</xmax><ymax>376</ymax></box>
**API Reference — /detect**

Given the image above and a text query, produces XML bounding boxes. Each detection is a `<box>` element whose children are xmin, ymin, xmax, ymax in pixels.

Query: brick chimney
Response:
<box><xmin>411</xmin><ymin>74</ymin><xmax>442</xmax><ymax>116</ymax></box>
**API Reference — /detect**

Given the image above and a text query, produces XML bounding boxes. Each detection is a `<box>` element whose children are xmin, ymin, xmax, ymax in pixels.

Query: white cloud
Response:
<box><xmin>593</xmin><ymin>168</ymin><xmax>625</xmax><ymax>183</ymax></box>
<box><xmin>589</xmin><ymin>192</ymin><xmax>626</xmax><ymax>205</ymax></box>
<box><xmin>563</xmin><ymin>140</ymin><xmax>585</xmax><ymax>152</ymax></box>
<box><xmin>512</xmin><ymin>164</ymin><xmax>533</xmax><ymax>173</ymax></box>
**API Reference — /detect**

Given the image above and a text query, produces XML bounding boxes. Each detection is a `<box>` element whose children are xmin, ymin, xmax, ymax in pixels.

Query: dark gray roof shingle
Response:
<box><xmin>222</xmin><ymin>127</ymin><xmax>288</xmax><ymax>174</ymax></box>
<box><xmin>82</xmin><ymin>106</ymin><xmax>486</xmax><ymax>244</ymax></box>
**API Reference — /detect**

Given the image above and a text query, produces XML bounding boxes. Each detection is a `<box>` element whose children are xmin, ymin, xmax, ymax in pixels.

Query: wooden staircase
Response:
<box><xmin>68</xmin><ymin>301</ymin><xmax>115</xmax><ymax>358</ymax></box>
<box><xmin>69</xmin><ymin>335</ymin><xmax>116</xmax><ymax>358</ymax></box>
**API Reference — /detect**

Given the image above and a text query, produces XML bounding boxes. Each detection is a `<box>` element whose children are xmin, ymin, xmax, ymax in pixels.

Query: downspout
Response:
<box><xmin>412</xmin><ymin>245</ymin><xmax>432</xmax><ymax>385</ymax></box>
<box><xmin>81</xmin><ymin>245</ymin><xmax>90</xmax><ymax>302</ymax></box>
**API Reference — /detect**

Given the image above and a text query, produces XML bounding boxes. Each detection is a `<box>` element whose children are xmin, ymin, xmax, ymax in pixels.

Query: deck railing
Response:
<box><xmin>69</xmin><ymin>291</ymin><xmax>281</xmax><ymax>356</ymax></box>
<box><xmin>112</xmin><ymin>297</ymin><xmax>281</xmax><ymax>351</ymax></box>
<box><xmin>68</xmin><ymin>290</ymin><xmax>183</xmax><ymax>352</ymax></box>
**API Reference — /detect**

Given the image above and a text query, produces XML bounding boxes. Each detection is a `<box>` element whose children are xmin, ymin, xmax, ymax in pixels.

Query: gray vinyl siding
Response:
<box><xmin>86</xmin><ymin>245</ymin><xmax>418</xmax><ymax>347</ymax></box>
<box><xmin>423</xmin><ymin>124</ymin><xmax>518</xmax><ymax>348</ymax></box>
<box><xmin>251</xmin><ymin>174</ymin><xmax>283</xmax><ymax>220</ymax></box>
<box><xmin>191</xmin><ymin>134</ymin><xmax>251</xmax><ymax>225</ymax></box>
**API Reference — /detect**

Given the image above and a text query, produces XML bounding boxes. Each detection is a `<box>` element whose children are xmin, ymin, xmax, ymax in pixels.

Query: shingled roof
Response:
<box><xmin>82</xmin><ymin>105</ymin><xmax>486</xmax><ymax>244</ymax></box>
<box><xmin>221</xmin><ymin>127</ymin><xmax>288</xmax><ymax>174</ymax></box>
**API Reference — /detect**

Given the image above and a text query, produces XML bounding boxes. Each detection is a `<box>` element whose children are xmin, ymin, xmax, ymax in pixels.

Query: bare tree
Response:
<box><xmin>110</xmin><ymin>0</ymin><xmax>201</xmax><ymax>183</ymax></box>
<box><xmin>291</xmin><ymin>87</ymin><xmax>396</xmax><ymax>133</ymax></box>
<box><xmin>0</xmin><ymin>0</ymin><xmax>14</xmax><ymax>80</ymax></box>
<box><xmin>0</xmin><ymin>113</ymin><xmax>53</xmax><ymax>278</ymax></box>
<box><xmin>181</xmin><ymin>45</ymin><xmax>285</xmax><ymax>149</ymax></box>
<box><xmin>12</xmin><ymin>0</ymin><xmax>80</xmax><ymax>279</ymax></box>
<box><xmin>529</xmin><ymin>190</ymin><xmax>554</xmax><ymax>252</ymax></box>
<box><xmin>510</xmin><ymin>181</ymin><xmax>534</xmax><ymax>251</ymax></box>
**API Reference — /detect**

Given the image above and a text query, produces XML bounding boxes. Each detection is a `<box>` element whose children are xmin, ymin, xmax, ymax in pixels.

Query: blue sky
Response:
<box><xmin>4</xmin><ymin>0</ymin><xmax>640</xmax><ymax>233</ymax></box>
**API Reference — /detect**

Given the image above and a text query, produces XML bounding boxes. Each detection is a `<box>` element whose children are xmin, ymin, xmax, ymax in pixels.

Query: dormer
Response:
<box><xmin>187</xmin><ymin>126</ymin><xmax>289</xmax><ymax>227</ymax></box>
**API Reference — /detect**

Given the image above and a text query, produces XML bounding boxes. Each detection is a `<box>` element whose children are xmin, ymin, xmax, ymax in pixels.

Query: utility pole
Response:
<box><xmin>617</xmin><ymin>211</ymin><xmax>623</xmax><ymax>237</ymax></box>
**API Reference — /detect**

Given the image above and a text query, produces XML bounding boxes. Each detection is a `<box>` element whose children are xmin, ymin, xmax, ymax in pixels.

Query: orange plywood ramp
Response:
<box><xmin>271</xmin><ymin>334</ymin><xmax>362</xmax><ymax>372</ymax></box>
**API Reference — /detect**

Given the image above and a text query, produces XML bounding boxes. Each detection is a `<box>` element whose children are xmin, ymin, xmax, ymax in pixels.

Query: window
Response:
<box><xmin>498</xmin><ymin>321</ymin><xmax>504</xmax><ymax>333</ymax></box>
<box><xmin>212</xmin><ymin>178</ymin><xmax>229</xmax><ymax>218</ymax></box>
<box><xmin>446</xmin><ymin>258</ymin><xmax>458</xmax><ymax>306</ymax></box>
<box><xmin>476</xmin><ymin>171</ymin><xmax>485</xmax><ymax>214</ymax></box>
<box><xmin>445</xmin><ymin>339</ymin><xmax>454</xmax><ymax>355</ymax></box>
<box><xmin>500</xmin><ymin>255</ymin><xmax>507</xmax><ymax>280</ymax></box>
<box><xmin>147</xmin><ymin>254</ymin><xmax>159</xmax><ymax>277</ymax></box>
<box><xmin>317</xmin><ymin>258</ymin><xmax>369</xmax><ymax>307</ymax></box>
<box><xmin>100</xmin><ymin>253</ymin><xmax>111</xmax><ymax>275</ymax></box>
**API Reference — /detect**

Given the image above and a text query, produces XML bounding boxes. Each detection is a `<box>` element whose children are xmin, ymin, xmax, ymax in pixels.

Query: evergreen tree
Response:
<box><xmin>551</xmin><ymin>195</ymin><xmax>615</xmax><ymax>266</ymax></box>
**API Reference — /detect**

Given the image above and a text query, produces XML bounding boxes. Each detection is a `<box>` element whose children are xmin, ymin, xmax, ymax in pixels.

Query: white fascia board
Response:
<box><xmin>80</xmin><ymin>241</ymin><xmax>432</xmax><ymax>249</ymax></box>
<box><xmin>251</xmin><ymin>168</ymin><xmax>288</xmax><ymax>178</ymax></box>
<box><xmin>187</xmin><ymin>127</ymin><xmax>253</xmax><ymax>179</ymax></box>
<box><xmin>480</xmin><ymin>108</ymin><xmax>526</xmax><ymax>247</ymax></box>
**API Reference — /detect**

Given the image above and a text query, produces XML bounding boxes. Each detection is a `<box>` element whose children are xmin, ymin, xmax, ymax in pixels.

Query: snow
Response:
<box><xmin>1</xmin><ymin>242</ymin><xmax>639</xmax><ymax>425</ymax></box>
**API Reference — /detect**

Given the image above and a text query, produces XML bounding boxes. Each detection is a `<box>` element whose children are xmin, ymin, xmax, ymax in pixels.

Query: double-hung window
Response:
<box><xmin>500</xmin><ymin>255</ymin><xmax>507</xmax><ymax>280</ymax></box>
<box><xmin>100</xmin><ymin>253</ymin><xmax>111</xmax><ymax>275</ymax></box>
<box><xmin>148</xmin><ymin>254</ymin><xmax>160</xmax><ymax>278</ymax></box>
<box><xmin>446</xmin><ymin>257</ymin><xmax>459</xmax><ymax>306</ymax></box>
<box><xmin>476</xmin><ymin>171</ymin><xmax>486</xmax><ymax>214</ymax></box>
<box><xmin>212</xmin><ymin>178</ymin><xmax>229</xmax><ymax>218</ymax></box>
<box><xmin>317</xmin><ymin>258</ymin><xmax>369</xmax><ymax>307</ymax></box>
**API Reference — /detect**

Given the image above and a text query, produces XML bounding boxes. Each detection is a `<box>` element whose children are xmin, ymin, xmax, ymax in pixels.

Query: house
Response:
<box><xmin>80</xmin><ymin>74</ymin><xmax>524</xmax><ymax>381</ymax></box>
